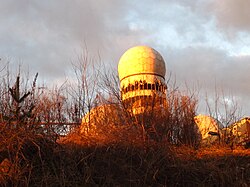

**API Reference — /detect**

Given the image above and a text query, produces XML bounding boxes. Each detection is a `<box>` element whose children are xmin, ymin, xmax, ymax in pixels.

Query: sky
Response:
<box><xmin>0</xmin><ymin>0</ymin><xmax>250</xmax><ymax>117</ymax></box>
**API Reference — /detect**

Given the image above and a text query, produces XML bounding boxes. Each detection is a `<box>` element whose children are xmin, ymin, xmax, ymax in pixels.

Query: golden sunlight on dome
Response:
<box><xmin>118</xmin><ymin>46</ymin><xmax>167</xmax><ymax>115</ymax></box>
<box><xmin>118</xmin><ymin>46</ymin><xmax>166</xmax><ymax>81</ymax></box>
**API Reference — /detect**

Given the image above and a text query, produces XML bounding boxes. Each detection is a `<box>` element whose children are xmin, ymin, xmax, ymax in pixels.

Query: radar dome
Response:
<box><xmin>118</xmin><ymin>46</ymin><xmax>166</xmax><ymax>81</ymax></box>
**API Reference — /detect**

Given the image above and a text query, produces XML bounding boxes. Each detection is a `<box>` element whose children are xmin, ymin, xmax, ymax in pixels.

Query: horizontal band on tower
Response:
<box><xmin>120</xmin><ymin>72</ymin><xmax>165</xmax><ymax>82</ymax></box>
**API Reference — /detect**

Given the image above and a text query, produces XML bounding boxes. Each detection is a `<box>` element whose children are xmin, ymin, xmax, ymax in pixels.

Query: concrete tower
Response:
<box><xmin>118</xmin><ymin>46</ymin><xmax>167</xmax><ymax>114</ymax></box>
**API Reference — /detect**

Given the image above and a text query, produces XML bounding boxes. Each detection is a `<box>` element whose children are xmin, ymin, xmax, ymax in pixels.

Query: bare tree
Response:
<box><xmin>65</xmin><ymin>48</ymin><xmax>102</xmax><ymax>136</ymax></box>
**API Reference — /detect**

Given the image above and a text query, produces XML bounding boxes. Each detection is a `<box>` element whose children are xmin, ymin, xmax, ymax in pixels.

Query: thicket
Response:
<box><xmin>0</xmin><ymin>59</ymin><xmax>249</xmax><ymax>186</ymax></box>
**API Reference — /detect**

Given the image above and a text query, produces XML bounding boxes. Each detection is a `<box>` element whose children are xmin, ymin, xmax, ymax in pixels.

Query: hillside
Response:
<box><xmin>0</xmin><ymin>131</ymin><xmax>249</xmax><ymax>187</ymax></box>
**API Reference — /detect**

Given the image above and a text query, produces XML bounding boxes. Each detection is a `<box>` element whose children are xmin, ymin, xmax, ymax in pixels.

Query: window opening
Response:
<box><xmin>148</xmin><ymin>83</ymin><xmax>151</xmax><ymax>90</ymax></box>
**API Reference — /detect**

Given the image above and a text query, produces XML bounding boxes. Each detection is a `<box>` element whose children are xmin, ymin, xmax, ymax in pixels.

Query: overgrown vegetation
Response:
<box><xmin>0</xmin><ymin>59</ymin><xmax>249</xmax><ymax>186</ymax></box>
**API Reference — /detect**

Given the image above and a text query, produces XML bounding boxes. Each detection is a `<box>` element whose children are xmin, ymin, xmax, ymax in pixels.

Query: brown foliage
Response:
<box><xmin>0</xmin><ymin>62</ymin><xmax>248</xmax><ymax>186</ymax></box>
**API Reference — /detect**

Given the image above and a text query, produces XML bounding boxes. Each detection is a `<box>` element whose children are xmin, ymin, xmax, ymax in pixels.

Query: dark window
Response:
<box><xmin>148</xmin><ymin>83</ymin><xmax>151</xmax><ymax>90</ymax></box>
<box><xmin>144</xmin><ymin>82</ymin><xmax>147</xmax><ymax>89</ymax></box>
<box><xmin>140</xmin><ymin>85</ymin><xmax>143</xmax><ymax>90</ymax></box>
<box><xmin>156</xmin><ymin>84</ymin><xmax>159</xmax><ymax>91</ymax></box>
<box><xmin>131</xmin><ymin>85</ymin><xmax>135</xmax><ymax>91</ymax></box>
<box><xmin>152</xmin><ymin>84</ymin><xmax>155</xmax><ymax>90</ymax></box>
<box><xmin>135</xmin><ymin>84</ymin><xmax>138</xmax><ymax>90</ymax></box>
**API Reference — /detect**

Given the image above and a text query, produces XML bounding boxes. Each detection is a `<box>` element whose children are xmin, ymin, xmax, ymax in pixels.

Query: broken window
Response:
<box><xmin>152</xmin><ymin>84</ymin><xmax>155</xmax><ymax>90</ymax></box>
<box><xmin>131</xmin><ymin>85</ymin><xmax>135</xmax><ymax>91</ymax></box>
<box><xmin>148</xmin><ymin>83</ymin><xmax>151</xmax><ymax>90</ymax></box>
<box><xmin>156</xmin><ymin>83</ymin><xmax>159</xmax><ymax>91</ymax></box>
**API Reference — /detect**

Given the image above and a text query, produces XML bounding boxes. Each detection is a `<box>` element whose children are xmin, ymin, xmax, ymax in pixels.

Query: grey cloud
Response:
<box><xmin>0</xmin><ymin>0</ymin><xmax>132</xmax><ymax>79</ymax></box>
<box><xmin>0</xmin><ymin>0</ymin><xmax>249</xmax><ymax>115</ymax></box>
<box><xmin>0</xmin><ymin>0</ymin><xmax>144</xmax><ymax>76</ymax></box>
<box><xmin>168</xmin><ymin>46</ymin><xmax>250</xmax><ymax>91</ymax></box>
<box><xmin>167</xmin><ymin>46</ymin><xmax>250</xmax><ymax>115</ymax></box>
<box><xmin>207</xmin><ymin>0</ymin><xmax>250</xmax><ymax>33</ymax></box>
<box><xmin>171</xmin><ymin>0</ymin><xmax>250</xmax><ymax>33</ymax></box>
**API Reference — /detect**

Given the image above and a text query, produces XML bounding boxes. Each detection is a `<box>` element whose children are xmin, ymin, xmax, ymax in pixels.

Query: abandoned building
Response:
<box><xmin>80</xmin><ymin>45</ymin><xmax>168</xmax><ymax>135</ymax></box>
<box><xmin>118</xmin><ymin>45</ymin><xmax>167</xmax><ymax>115</ymax></box>
<box><xmin>80</xmin><ymin>45</ymin><xmax>249</xmax><ymax>146</ymax></box>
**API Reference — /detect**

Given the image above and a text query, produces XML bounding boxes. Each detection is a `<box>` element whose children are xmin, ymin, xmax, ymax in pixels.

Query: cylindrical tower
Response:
<box><xmin>118</xmin><ymin>46</ymin><xmax>167</xmax><ymax>114</ymax></box>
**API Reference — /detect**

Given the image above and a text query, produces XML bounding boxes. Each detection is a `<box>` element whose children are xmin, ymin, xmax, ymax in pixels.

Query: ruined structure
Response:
<box><xmin>194</xmin><ymin>114</ymin><xmax>222</xmax><ymax>145</ymax></box>
<box><xmin>80</xmin><ymin>46</ymin><xmax>168</xmax><ymax>137</ymax></box>
<box><xmin>223</xmin><ymin>117</ymin><xmax>250</xmax><ymax>147</ymax></box>
<box><xmin>118</xmin><ymin>46</ymin><xmax>167</xmax><ymax>114</ymax></box>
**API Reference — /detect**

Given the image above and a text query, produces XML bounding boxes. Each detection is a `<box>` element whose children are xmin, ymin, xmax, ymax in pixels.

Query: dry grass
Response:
<box><xmin>0</xmin><ymin>125</ymin><xmax>249</xmax><ymax>186</ymax></box>
<box><xmin>0</xmin><ymin>71</ymin><xmax>249</xmax><ymax>186</ymax></box>
<box><xmin>59</xmin><ymin>132</ymin><xmax>250</xmax><ymax>186</ymax></box>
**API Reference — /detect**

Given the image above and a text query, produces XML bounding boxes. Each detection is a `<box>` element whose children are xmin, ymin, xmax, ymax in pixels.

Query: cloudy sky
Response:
<box><xmin>0</xmin><ymin>0</ymin><xmax>250</xmax><ymax>117</ymax></box>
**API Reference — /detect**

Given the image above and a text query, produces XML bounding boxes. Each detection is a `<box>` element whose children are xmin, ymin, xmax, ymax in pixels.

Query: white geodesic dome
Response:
<box><xmin>118</xmin><ymin>46</ymin><xmax>166</xmax><ymax>82</ymax></box>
